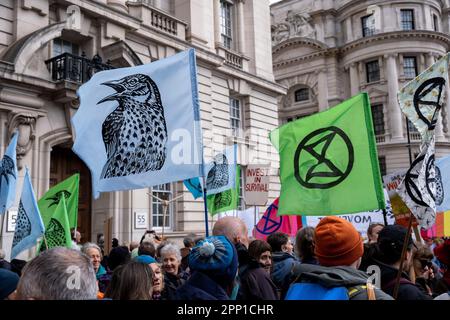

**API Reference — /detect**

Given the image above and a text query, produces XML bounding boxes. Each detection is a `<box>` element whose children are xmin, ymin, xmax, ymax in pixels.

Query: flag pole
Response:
<box><xmin>43</xmin><ymin>234</ymin><xmax>49</xmax><ymax>251</ymax></box>
<box><xmin>201</xmin><ymin>176</ymin><xmax>209</xmax><ymax>237</ymax></box>
<box><xmin>382</xmin><ymin>208</ymin><xmax>388</xmax><ymax>226</ymax></box>
<box><xmin>393</xmin><ymin>213</ymin><xmax>413</xmax><ymax>299</ymax></box>
<box><xmin>393</xmin><ymin>116</ymin><xmax>417</xmax><ymax>299</ymax></box>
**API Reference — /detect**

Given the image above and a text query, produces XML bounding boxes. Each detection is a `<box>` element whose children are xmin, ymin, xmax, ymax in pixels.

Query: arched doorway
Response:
<box><xmin>50</xmin><ymin>145</ymin><xmax>92</xmax><ymax>243</ymax></box>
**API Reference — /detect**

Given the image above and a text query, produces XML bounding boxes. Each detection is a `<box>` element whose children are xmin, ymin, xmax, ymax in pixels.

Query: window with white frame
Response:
<box><xmin>403</xmin><ymin>57</ymin><xmax>418</xmax><ymax>78</ymax></box>
<box><xmin>361</xmin><ymin>14</ymin><xmax>375</xmax><ymax>37</ymax></box>
<box><xmin>151</xmin><ymin>183</ymin><xmax>172</xmax><ymax>229</ymax></box>
<box><xmin>52</xmin><ymin>38</ymin><xmax>79</xmax><ymax>57</ymax></box>
<box><xmin>400</xmin><ymin>9</ymin><xmax>415</xmax><ymax>31</ymax></box>
<box><xmin>220</xmin><ymin>0</ymin><xmax>234</xmax><ymax>49</ymax></box>
<box><xmin>230</xmin><ymin>97</ymin><xmax>243</xmax><ymax>136</ymax></box>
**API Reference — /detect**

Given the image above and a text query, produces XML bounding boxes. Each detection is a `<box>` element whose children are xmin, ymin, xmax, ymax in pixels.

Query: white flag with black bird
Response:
<box><xmin>72</xmin><ymin>49</ymin><xmax>203</xmax><ymax>198</ymax></box>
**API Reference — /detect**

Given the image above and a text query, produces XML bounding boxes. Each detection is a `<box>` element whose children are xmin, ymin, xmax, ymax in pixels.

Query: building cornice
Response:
<box><xmin>273</xmin><ymin>31</ymin><xmax>450</xmax><ymax>69</ymax></box>
<box><xmin>273</xmin><ymin>48</ymin><xmax>339</xmax><ymax>69</ymax></box>
<box><xmin>337</xmin><ymin>0</ymin><xmax>443</xmax><ymax>18</ymax></box>
<box><xmin>340</xmin><ymin>31</ymin><xmax>450</xmax><ymax>54</ymax></box>
<box><xmin>273</xmin><ymin>37</ymin><xmax>329</xmax><ymax>55</ymax></box>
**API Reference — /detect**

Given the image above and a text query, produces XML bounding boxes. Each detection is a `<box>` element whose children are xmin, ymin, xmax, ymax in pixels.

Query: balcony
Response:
<box><xmin>127</xmin><ymin>1</ymin><xmax>187</xmax><ymax>40</ymax></box>
<box><xmin>225</xmin><ymin>50</ymin><xmax>243</xmax><ymax>69</ymax></box>
<box><xmin>375</xmin><ymin>134</ymin><xmax>386</xmax><ymax>143</ymax></box>
<box><xmin>150</xmin><ymin>9</ymin><xmax>177</xmax><ymax>35</ymax></box>
<box><xmin>45</xmin><ymin>53</ymin><xmax>114</xmax><ymax>84</ymax></box>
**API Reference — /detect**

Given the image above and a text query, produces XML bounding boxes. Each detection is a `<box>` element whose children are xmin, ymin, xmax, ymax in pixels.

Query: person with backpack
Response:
<box><xmin>286</xmin><ymin>216</ymin><xmax>393</xmax><ymax>300</ymax></box>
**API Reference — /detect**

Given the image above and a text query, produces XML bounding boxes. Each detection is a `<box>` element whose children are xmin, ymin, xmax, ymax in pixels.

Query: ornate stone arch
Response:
<box><xmin>37</xmin><ymin>128</ymin><xmax>73</xmax><ymax>196</ymax></box>
<box><xmin>101</xmin><ymin>41</ymin><xmax>143</xmax><ymax>67</ymax></box>
<box><xmin>1</xmin><ymin>22</ymin><xmax>66</xmax><ymax>74</ymax></box>
<box><xmin>278</xmin><ymin>73</ymin><xmax>318</xmax><ymax>109</ymax></box>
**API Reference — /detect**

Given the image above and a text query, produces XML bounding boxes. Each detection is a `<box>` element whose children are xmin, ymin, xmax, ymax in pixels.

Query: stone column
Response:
<box><xmin>236</xmin><ymin>0</ymin><xmax>245</xmax><ymax>53</ymax></box>
<box><xmin>213</xmin><ymin>0</ymin><xmax>221</xmax><ymax>46</ymax></box>
<box><xmin>445</xmin><ymin>75</ymin><xmax>450</xmax><ymax>137</ymax></box>
<box><xmin>345</xmin><ymin>18</ymin><xmax>353</xmax><ymax>42</ymax></box>
<box><xmin>349</xmin><ymin>63</ymin><xmax>359</xmax><ymax>96</ymax></box>
<box><xmin>317</xmin><ymin>68</ymin><xmax>329</xmax><ymax>111</ymax></box>
<box><xmin>385</xmin><ymin>54</ymin><xmax>404</xmax><ymax>140</ymax></box>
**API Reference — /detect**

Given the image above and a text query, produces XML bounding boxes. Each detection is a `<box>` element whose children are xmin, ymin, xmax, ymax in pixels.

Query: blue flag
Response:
<box><xmin>72</xmin><ymin>49</ymin><xmax>203</xmax><ymax>198</ymax></box>
<box><xmin>201</xmin><ymin>144</ymin><xmax>237</xmax><ymax>196</ymax></box>
<box><xmin>0</xmin><ymin>131</ymin><xmax>18</xmax><ymax>214</ymax></box>
<box><xmin>11</xmin><ymin>168</ymin><xmax>45</xmax><ymax>259</ymax></box>
<box><xmin>184</xmin><ymin>177</ymin><xmax>202</xmax><ymax>199</ymax></box>
<box><xmin>436</xmin><ymin>154</ymin><xmax>450</xmax><ymax>212</ymax></box>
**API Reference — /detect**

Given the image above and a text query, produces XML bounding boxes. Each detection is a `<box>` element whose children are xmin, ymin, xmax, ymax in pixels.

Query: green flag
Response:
<box><xmin>39</xmin><ymin>195</ymin><xmax>72</xmax><ymax>252</ymax></box>
<box><xmin>207</xmin><ymin>165</ymin><xmax>240</xmax><ymax>215</ymax></box>
<box><xmin>270</xmin><ymin>93</ymin><xmax>385</xmax><ymax>216</ymax></box>
<box><xmin>38</xmin><ymin>174</ymin><xmax>79</xmax><ymax>229</ymax></box>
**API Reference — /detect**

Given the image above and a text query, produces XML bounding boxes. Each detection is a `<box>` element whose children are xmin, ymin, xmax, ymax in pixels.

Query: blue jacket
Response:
<box><xmin>271</xmin><ymin>252</ymin><xmax>300</xmax><ymax>296</ymax></box>
<box><xmin>175</xmin><ymin>271</ymin><xmax>230</xmax><ymax>300</ymax></box>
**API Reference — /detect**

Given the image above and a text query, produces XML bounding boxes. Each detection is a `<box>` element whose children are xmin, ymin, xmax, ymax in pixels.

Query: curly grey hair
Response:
<box><xmin>159</xmin><ymin>243</ymin><xmax>181</xmax><ymax>262</ymax></box>
<box><xmin>81</xmin><ymin>242</ymin><xmax>102</xmax><ymax>258</ymax></box>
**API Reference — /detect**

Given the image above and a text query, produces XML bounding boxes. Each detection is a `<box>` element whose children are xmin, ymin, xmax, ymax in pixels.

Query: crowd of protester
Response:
<box><xmin>1</xmin><ymin>216</ymin><xmax>449</xmax><ymax>300</ymax></box>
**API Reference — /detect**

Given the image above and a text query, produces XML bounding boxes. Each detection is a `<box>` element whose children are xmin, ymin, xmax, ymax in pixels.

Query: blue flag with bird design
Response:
<box><xmin>0</xmin><ymin>131</ymin><xmax>18</xmax><ymax>214</ymax></box>
<box><xmin>184</xmin><ymin>177</ymin><xmax>202</xmax><ymax>199</ymax></box>
<box><xmin>11</xmin><ymin>168</ymin><xmax>45</xmax><ymax>259</ymax></box>
<box><xmin>201</xmin><ymin>144</ymin><xmax>237</xmax><ymax>196</ymax></box>
<box><xmin>72</xmin><ymin>49</ymin><xmax>203</xmax><ymax>198</ymax></box>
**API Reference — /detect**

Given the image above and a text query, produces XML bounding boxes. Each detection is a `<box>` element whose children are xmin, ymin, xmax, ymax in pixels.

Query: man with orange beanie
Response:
<box><xmin>288</xmin><ymin>216</ymin><xmax>393</xmax><ymax>300</ymax></box>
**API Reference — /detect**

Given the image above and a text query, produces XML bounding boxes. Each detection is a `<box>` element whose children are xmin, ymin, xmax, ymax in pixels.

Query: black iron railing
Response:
<box><xmin>45</xmin><ymin>52</ymin><xmax>114</xmax><ymax>83</ymax></box>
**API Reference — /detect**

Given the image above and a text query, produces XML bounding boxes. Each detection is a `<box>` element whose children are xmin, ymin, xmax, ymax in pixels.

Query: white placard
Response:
<box><xmin>244</xmin><ymin>164</ymin><xmax>270</xmax><ymax>206</ymax></box>
<box><xmin>134</xmin><ymin>211</ymin><xmax>148</xmax><ymax>229</ymax></box>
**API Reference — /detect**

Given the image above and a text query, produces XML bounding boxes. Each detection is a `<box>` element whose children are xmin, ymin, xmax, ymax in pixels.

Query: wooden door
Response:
<box><xmin>50</xmin><ymin>146</ymin><xmax>92</xmax><ymax>243</ymax></box>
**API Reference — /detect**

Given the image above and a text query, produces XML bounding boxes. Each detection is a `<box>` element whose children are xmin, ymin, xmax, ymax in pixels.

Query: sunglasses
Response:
<box><xmin>420</xmin><ymin>259</ymin><xmax>433</xmax><ymax>269</ymax></box>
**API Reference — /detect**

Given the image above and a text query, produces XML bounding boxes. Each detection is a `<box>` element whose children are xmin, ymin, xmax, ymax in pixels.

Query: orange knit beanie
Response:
<box><xmin>314</xmin><ymin>216</ymin><xmax>363</xmax><ymax>267</ymax></box>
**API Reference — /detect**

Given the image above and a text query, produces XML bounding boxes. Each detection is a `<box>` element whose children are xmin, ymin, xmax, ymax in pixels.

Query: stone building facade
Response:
<box><xmin>271</xmin><ymin>0</ymin><xmax>450</xmax><ymax>177</ymax></box>
<box><xmin>0</xmin><ymin>0</ymin><xmax>284</xmax><ymax>259</ymax></box>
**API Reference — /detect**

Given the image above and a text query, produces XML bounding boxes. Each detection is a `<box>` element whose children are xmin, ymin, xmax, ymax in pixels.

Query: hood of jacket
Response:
<box><xmin>292</xmin><ymin>263</ymin><xmax>370</xmax><ymax>288</ymax></box>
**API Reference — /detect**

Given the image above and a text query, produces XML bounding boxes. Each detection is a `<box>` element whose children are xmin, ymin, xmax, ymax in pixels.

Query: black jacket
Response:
<box><xmin>164</xmin><ymin>271</ymin><xmax>187</xmax><ymax>300</ymax></box>
<box><xmin>239</xmin><ymin>260</ymin><xmax>279</xmax><ymax>300</ymax></box>
<box><xmin>374</xmin><ymin>259</ymin><xmax>432</xmax><ymax>300</ymax></box>
<box><xmin>175</xmin><ymin>271</ymin><xmax>229</xmax><ymax>300</ymax></box>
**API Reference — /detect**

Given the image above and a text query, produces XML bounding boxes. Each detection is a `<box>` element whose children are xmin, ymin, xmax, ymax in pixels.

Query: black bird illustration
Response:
<box><xmin>97</xmin><ymin>74</ymin><xmax>167</xmax><ymax>179</ymax></box>
<box><xmin>206</xmin><ymin>153</ymin><xmax>229</xmax><ymax>190</ymax></box>
<box><xmin>46</xmin><ymin>190</ymin><xmax>72</xmax><ymax>208</ymax></box>
<box><xmin>214</xmin><ymin>189</ymin><xmax>232</xmax><ymax>209</ymax></box>
<box><xmin>12</xmin><ymin>200</ymin><xmax>31</xmax><ymax>248</ymax></box>
<box><xmin>0</xmin><ymin>155</ymin><xmax>16</xmax><ymax>195</ymax></box>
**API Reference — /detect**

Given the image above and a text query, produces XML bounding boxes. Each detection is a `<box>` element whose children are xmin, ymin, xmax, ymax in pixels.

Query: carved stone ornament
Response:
<box><xmin>272</xmin><ymin>9</ymin><xmax>316</xmax><ymax>45</ymax></box>
<box><xmin>7</xmin><ymin>113</ymin><xmax>38</xmax><ymax>170</ymax></box>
